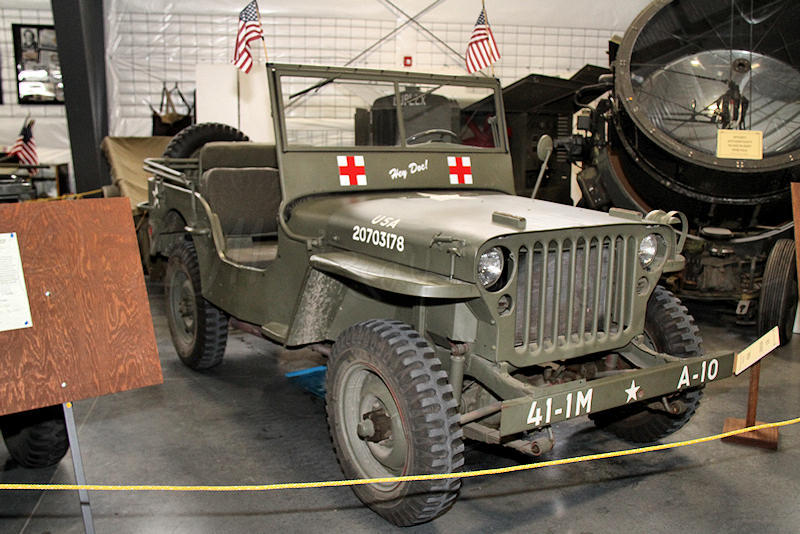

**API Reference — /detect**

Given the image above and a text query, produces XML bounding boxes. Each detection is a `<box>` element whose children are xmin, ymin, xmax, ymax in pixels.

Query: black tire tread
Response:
<box><xmin>166</xmin><ymin>240</ymin><xmax>228</xmax><ymax>370</ymax></box>
<box><xmin>758</xmin><ymin>238</ymin><xmax>797</xmax><ymax>345</ymax></box>
<box><xmin>326</xmin><ymin>319</ymin><xmax>464</xmax><ymax>526</ymax></box>
<box><xmin>1</xmin><ymin>406</ymin><xmax>69</xmax><ymax>468</ymax></box>
<box><xmin>163</xmin><ymin>122</ymin><xmax>249</xmax><ymax>158</ymax></box>
<box><xmin>591</xmin><ymin>286</ymin><xmax>704</xmax><ymax>443</ymax></box>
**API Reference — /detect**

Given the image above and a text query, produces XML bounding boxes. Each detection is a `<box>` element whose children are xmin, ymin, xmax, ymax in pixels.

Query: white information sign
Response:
<box><xmin>0</xmin><ymin>232</ymin><xmax>33</xmax><ymax>333</ymax></box>
<box><xmin>733</xmin><ymin>326</ymin><xmax>780</xmax><ymax>375</ymax></box>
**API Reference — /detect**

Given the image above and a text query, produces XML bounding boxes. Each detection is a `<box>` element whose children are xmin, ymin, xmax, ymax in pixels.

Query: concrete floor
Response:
<box><xmin>1</xmin><ymin>282</ymin><xmax>799</xmax><ymax>534</ymax></box>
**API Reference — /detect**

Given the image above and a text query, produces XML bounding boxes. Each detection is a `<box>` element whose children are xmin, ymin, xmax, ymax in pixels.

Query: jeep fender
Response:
<box><xmin>309</xmin><ymin>252</ymin><xmax>478</xmax><ymax>299</ymax></box>
<box><xmin>284</xmin><ymin>253</ymin><xmax>480</xmax><ymax>346</ymax></box>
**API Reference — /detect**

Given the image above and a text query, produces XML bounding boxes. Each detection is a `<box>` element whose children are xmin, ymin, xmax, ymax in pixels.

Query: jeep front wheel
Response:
<box><xmin>591</xmin><ymin>286</ymin><xmax>703</xmax><ymax>442</ymax></box>
<box><xmin>326</xmin><ymin>320</ymin><xmax>464</xmax><ymax>526</ymax></box>
<box><xmin>165</xmin><ymin>240</ymin><xmax>228</xmax><ymax>369</ymax></box>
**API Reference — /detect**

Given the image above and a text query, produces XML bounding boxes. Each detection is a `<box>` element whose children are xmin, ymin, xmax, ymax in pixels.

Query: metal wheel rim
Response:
<box><xmin>338</xmin><ymin>358</ymin><xmax>408</xmax><ymax>491</ymax></box>
<box><xmin>169</xmin><ymin>269</ymin><xmax>197</xmax><ymax>347</ymax></box>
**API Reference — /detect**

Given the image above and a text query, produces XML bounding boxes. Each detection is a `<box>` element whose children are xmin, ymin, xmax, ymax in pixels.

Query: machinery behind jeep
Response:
<box><xmin>144</xmin><ymin>64</ymin><xmax>735</xmax><ymax>526</ymax></box>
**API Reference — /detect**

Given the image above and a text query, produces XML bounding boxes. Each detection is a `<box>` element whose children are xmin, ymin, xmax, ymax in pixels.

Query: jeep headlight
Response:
<box><xmin>478</xmin><ymin>247</ymin><xmax>504</xmax><ymax>288</ymax></box>
<box><xmin>638</xmin><ymin>234</ymin><xmax>659</xmax><ymax>268</ymax></box>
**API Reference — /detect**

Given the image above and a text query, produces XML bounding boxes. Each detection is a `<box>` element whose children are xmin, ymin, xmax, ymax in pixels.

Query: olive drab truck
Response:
<box><xmin>142</xmin><ymin>64</ymin><xmax>735</xmax><ymax>526</ymax></box>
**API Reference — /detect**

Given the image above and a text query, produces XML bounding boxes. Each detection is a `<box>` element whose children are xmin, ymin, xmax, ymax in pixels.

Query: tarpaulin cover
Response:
<box><xmin>100</xmin><ymin>136</ymin><xmax>171</xmax><ymax>210</ymax></box>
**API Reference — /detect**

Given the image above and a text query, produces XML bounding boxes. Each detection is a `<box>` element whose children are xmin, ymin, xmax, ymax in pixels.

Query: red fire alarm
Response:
<box><xmin>403</xmin><ymin>56</ymin><xmax>413</xmax><ymax>67</ymax></box>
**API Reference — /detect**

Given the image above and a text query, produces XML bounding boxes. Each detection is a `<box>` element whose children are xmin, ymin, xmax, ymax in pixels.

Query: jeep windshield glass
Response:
<box><xmin>279</xmin><ymin>74</ymin><xmax>499</xmax><ymax>149</ymax></box>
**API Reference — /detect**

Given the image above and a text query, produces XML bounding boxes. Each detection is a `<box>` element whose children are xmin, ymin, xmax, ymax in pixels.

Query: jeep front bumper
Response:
<box><xmin>498</xmin><ymin>351</ymin><xmax>734</xmax><ymax>436</ymax></box>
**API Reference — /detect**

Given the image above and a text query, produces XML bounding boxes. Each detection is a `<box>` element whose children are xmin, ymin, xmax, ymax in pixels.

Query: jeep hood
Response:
<box><xmin>289</xmin><ymin>191</ymin><xmax>649</xmax><ymax>282</ymax></box>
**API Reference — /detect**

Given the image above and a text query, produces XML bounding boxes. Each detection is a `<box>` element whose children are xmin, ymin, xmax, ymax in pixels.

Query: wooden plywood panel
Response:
<box><xmin>0</xmin><ymin>198</ymin><xmax>162</xmax><ymax>416</ymax></box>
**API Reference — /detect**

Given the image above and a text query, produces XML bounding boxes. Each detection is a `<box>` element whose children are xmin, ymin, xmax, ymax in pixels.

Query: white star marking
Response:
<box><xmin>624</xmin><ymin>380</ymin><xmax>641</xmax><ymax>403</ymax></box>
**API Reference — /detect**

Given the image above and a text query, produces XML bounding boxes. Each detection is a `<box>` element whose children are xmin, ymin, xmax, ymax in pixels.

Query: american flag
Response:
<box><xmin>233</xmin><ymin>0</ymin><xmax>264</xmax><ymax>73</ymax></box>
<box><xmin>465</xmin><ymin>8</ymin><xmax>500</xmax><ymax>74</ymax></box>
<box><xmin>8</xmin><ymin>119</ymin><xmax>38</xmax><ymax>174</ymax></box>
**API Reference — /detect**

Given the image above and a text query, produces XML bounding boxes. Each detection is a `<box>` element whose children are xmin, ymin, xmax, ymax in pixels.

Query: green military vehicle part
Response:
<box><xmin>143</xmin><ymin>63</ymin><xmax>735</xmax><ymax>526</ymax></box>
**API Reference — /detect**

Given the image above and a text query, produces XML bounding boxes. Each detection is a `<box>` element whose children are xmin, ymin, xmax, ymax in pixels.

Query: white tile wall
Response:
<box><xmin>108</xmin><ymin>10</ymin><xmax>623</xmax><ymax>136</ymax></box>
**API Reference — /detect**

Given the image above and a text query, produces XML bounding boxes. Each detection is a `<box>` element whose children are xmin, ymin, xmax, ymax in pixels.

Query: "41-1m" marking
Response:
<box><xmin>527</xmin><ymin>389</ymin><xmax>594</xmax><ymax>427</ymax></box>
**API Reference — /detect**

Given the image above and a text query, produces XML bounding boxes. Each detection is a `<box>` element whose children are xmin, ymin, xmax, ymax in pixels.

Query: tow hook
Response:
<box><xmin>656</xmin><ymin>396</ymin><xmax>686</xmax><ymax>415</ymax></box>
<box><xmin>505</xmin><ymin>427</ymin><xmax>555</xmax><ymax>457</ymax></box>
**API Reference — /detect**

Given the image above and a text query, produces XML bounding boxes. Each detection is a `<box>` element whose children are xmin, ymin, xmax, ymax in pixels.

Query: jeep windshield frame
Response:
<box><xmin>266</xmin><ymin>63</ymin><xmax>516</xmax><ymax>209</ymax></box>
<box><xmin>267</xmin><ymin>63</ymin><xmax>508</xmax><ymax>154</ymax></box>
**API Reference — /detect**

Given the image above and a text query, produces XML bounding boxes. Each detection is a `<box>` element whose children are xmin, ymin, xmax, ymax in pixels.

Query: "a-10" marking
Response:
<box><xmin>677</xmin><ymin>358</ymin><xmax>719</xmax><ymax>389</ymax></box>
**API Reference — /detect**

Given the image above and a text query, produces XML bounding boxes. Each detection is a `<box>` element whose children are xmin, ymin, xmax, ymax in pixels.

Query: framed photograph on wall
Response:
<box><xmin>12</xmin><ymin>24</ymin><xmax>64</xmax><ymax>104</ymax></box>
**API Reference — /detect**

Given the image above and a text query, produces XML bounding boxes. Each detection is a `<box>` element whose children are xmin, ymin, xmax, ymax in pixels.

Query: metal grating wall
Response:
<box><xmin>107</xmin><ymin>10</ymin><xmax>622</xmax><ymax>135</ymax></box>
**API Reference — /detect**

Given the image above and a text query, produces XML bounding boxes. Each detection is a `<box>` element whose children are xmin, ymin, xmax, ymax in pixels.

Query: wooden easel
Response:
<box><xmin>722</xmin><ymin>360</ymin><xmax>778</xmax><ymax>449</ymax></box>
<box><xmin>0</xmin><ymin>199</ymin><xmax>162</xmax><ymax>533</ymax></box>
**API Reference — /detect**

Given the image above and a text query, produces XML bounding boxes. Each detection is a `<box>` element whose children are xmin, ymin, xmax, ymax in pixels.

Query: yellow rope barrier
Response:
<box><xmin>29</xmin><ymin>189</ymin><xmax>104</xmax><ymax>202</ymax></box>
<box><xmin>1</xmin><ymin>416</ymin><xmax>797</xmax><ymax>493</ymax></box>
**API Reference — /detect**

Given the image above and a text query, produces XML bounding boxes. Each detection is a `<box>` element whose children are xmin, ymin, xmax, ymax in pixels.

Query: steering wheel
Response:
<box><xmin>405</xmin><ymin>128</ymin><xmax>460</xmax><ymax>145</ymax></box>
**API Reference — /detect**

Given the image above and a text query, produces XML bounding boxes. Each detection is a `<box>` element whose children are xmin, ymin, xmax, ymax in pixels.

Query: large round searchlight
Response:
<box><xmin>611</xmin><ymin>0</ymin><xmax>800</xmax><ymax>227</ymax></box>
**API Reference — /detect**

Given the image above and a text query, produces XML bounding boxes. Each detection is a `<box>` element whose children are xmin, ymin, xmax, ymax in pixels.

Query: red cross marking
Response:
<box><xmin>448</xmin><ymin>156</ymin><xmax>472</xmax><ymax>184</ymax></box>
<box><xmin>338</xmin><ymin>155</ymin><xmax>366</xmax><ymax>186</ymax></box>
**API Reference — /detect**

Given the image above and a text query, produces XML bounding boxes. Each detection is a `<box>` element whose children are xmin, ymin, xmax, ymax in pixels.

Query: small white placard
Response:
<box><xmin>0</xmin><ymin>232</ymin><xmax>33</xmax><ymax>333</ymax></box>
<box><xmin>733</xmin><ymin>326</ymin><xmax>780</xmax><ymax>375</ymax></box>
<box><xmin>716</xmin><ymin>129</ymin><xmax>763</xmax><ymax>160</ymax></box>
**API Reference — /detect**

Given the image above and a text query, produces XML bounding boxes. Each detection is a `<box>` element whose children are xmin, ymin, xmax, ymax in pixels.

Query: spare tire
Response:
<box><xmin>163</xmin><ymin>122</ymin><xmax>249</xmax><ymax>159</ymax></box>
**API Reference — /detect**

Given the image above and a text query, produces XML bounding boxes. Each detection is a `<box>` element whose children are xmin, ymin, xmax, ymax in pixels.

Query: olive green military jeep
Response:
<box><xmin>143</xmin><ymin>64</ymin><xmax>735</xmax><ymax>526</ymax></box>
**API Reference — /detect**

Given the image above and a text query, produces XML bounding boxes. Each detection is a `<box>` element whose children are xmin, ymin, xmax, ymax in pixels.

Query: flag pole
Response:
<box><xmin>255</xmin><ymin>2</ymin><xmax>269</xmax><ymax>63</ymax></box>
<box><xmin>482</xmin><ymin>0</ymin><xmax>495</xmax><ymax>78</ymax></box>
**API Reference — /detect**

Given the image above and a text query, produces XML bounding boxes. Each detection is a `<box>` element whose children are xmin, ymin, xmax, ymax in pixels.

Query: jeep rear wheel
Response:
<box><xmin>1</xmin><ymin>405</ymin><xmax>68</xmax><ymax>468</ymax></box>
<box><xmin>326</xmin><ymin>320</ymin><xmax>464</xmax><ymax>526</ymax></box>
<box><xmin>591</xmin><ymin>286</ymin><xmax>704</xmax><ymax>443</ymax></box>
<box><xmin>165</xmin><ymin>240</ymin><xmax>228</xmax><ymax>369</ymax></box>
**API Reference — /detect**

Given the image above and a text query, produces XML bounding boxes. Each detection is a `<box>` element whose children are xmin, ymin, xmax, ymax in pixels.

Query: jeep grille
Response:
<box><xmin>514</xmin><ymin>234</ymin><xmax>637</xmax><ymax>354</ymax></box>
